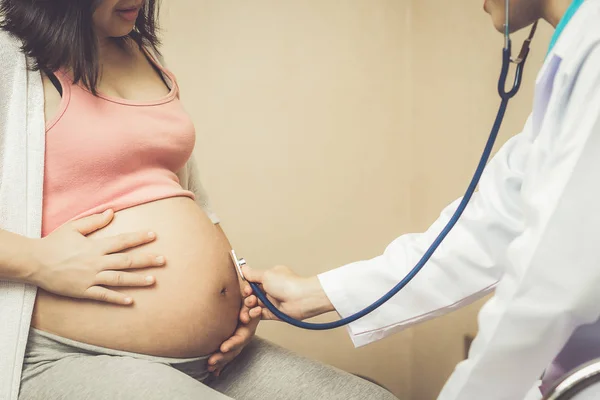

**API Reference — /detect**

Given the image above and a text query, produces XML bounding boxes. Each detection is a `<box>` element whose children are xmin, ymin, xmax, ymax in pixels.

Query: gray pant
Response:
<box><xmin>20</xmin><ymin>329</ymin><xmax>398</xmax><ymax>400</ymax></box>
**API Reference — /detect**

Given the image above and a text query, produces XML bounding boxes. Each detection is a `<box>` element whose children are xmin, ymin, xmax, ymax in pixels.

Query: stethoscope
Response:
<box><xmin>231</xmin><ymin>0</ymin><xmax>539</xmax><ymax>330</ymax></box>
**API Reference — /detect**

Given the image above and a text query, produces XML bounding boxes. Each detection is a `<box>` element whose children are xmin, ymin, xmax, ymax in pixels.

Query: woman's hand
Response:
<box><xmin>28</xmin><ymin>209</ymin><xmax>166</xmax><ymax>305</ymax></box>
<box><xmin>207</xmin><ymin>284</ymin><xmax>262</xmax><ymax>377</ymax></box>
<box><xmin>241</xmin><ymin>265</ymin><xmax>335</xmax><ymax>321</ymax></box>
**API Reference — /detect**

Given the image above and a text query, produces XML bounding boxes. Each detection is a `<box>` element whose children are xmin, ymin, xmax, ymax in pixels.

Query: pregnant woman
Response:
<box><xmin>0</xmin><ymin>1</ymin><xmax>398</xmax><ymax>399</ymax></box>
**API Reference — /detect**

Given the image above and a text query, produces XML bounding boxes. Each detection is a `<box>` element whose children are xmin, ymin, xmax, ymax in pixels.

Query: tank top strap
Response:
<box><xmin>52</xmin><ymin>69</ymin><xmax>81</xmax><ymax>97</ymax></box>
<box><xmin>44</xmin><ymin>69</ymin><xmax>72</xmax><ymax>131</ymax></box>
<box><xmin>141</xmin><ymin>46</ymin><xmax>180</xmax><ymax>96</ymax></box>
<box><xmin>51</xmin><ymin>45</ymin><xmax>178</xmax><ymax>95</ymax></box>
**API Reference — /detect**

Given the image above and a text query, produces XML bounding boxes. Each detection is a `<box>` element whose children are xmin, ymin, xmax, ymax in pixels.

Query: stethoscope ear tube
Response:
<box><xmin>500</xmin><ymin>22</ymin><xmax>538</xmax><ymax>100</ymax></box>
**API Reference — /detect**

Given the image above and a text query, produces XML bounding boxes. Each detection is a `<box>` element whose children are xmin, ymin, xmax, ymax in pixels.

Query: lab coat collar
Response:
<box><xmin>549</xmin><ymin>0</ymin><xmax>597</xmax><ymax>60</ymax></box>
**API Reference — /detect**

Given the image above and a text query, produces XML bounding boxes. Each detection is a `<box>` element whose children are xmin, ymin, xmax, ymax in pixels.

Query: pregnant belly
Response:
<box><xmin>31</xmin><ymin>197</ymin><xmax>242</xmax><ymax>358</ymax></box>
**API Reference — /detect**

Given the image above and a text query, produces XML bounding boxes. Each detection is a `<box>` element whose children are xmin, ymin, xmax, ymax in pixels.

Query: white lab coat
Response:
<box><xmin>318</xmin><ymin>1</ymin><xmax>600</xmax><ymax>399</ymax></box>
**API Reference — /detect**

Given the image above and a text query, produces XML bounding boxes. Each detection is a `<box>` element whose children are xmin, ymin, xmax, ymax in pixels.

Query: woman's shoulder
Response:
<box><xmin>0</xmin><ymin>29</ymin><xmax>21</xmax><ymax>57</ymax></box>
<box><xmin>0</xmin><ymin>29</ymin><xmax>24</xmax><ymax>71</ymax></box>
<box><xmin>142</xmin><ymin>43</ymin><xmax>168</xmax><ymax>69</ymax></box>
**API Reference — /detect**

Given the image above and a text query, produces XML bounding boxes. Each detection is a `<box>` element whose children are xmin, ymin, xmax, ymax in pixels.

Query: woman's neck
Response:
<box><xmin>97</xmin><ymin>35</ymin><xmax>135</xmax><ymax>64</ymax></box>
<box><xmin>542</xmin><ymin>0</ymin><xmax>574</xmax><ymax>27</ymax></box>
<box><xmin>98</xmin><ymin>36</ymin><xmax>118</xmax><ymax>59</ymax></box>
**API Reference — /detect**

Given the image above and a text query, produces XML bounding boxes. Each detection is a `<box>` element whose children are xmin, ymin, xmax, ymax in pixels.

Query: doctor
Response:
<box><xmin>240</xmin><ymin>0</ymin><xmax>600</xmax><ymax>399</ymax></box>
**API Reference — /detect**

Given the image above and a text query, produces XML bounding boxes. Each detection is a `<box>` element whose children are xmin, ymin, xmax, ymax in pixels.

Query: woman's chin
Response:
<box><xmin>107</xmin><ymin>27</ymin><xmax>136</xmax><ymax>40</ymax></box>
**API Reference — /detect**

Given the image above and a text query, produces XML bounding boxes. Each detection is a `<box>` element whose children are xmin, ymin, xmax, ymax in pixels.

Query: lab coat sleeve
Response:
<box><xmin>318</xmin><ymin>116</ymin><xmax>533</xmax><ymax>347</ymax></box>
<box><xmin>437</xmin><ymin>44</ymin><xmax>600</xmax><ymax>400</ymax></box>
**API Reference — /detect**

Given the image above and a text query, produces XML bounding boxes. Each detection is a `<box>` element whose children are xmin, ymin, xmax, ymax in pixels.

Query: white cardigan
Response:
<box><xmin>0</xmin><ymin>30</ymin><xmax>219</xmax><ymax>400</ymax></box>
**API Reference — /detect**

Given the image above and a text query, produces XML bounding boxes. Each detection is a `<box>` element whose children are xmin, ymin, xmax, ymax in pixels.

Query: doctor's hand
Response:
<box><xmin>207</xmin><ymin>285</ymin><xmax>262</xmax><ymax>377</ymax></box>
<box><xmin>241</xmin><ymin>265</ymin><xmax>335</xmax><ymax>321</ymax></box>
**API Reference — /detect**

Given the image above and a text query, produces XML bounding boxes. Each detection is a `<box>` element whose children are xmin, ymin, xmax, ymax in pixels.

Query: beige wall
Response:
<box><xmin>160</xmin><ymin>1</ymin><xmax>551</xmax><ymax>399</ymax></box>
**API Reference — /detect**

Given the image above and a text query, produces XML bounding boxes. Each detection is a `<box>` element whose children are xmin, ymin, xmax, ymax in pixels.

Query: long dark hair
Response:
<box><xmin>0</xmin><ymin>0</ymin><xmax>161</xmax><ymax>94</ymax></box>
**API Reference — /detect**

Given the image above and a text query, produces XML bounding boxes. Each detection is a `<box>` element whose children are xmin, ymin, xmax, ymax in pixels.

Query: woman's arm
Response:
<box><xmin>0</xmin><ymin>211</ymin><xmax>166</xmax><ymax>305</ymax></box>
<box><xmin>181</xmin><ymin>153</ymin><xmax>221</xmax><ymax>224</ymax></box>
<box><xmin>315</xmin><ymin>118</ymin><xmax>532</xmax><ymax>347</ymax></box>
<box><xmin>0</xmin><ymin>229</ymin><xmax>38</xmax><ymax>283</ymax></box>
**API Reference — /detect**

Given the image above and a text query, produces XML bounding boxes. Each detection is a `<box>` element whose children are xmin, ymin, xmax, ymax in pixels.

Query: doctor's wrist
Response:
<box><xmin>302</xmin><ymin>276</ymin><xmax>335</xmax><ymax>318</ymax></box>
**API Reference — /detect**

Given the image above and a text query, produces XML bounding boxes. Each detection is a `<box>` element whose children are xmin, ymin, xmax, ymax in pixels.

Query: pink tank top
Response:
<box><xmin>42</xmin><ymin>51</ymin><xmax>196</xmax><ymax>237</ymax></box>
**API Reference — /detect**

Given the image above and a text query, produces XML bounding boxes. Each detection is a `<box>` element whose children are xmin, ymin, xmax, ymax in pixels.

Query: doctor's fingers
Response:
<box><xmin>241</xmin><ymin>289</ymin><xmax>282</xmax><ymax>320</ymax></box>
<box><xmin>242</xmin><ymin>282</ymin><xmax>252</xmax><ymax>297</ymax></box>
<box><xmin>258</xmin><ymin>294</ymin><xmax>283</xmax><ymax>321</ymax></box>
<box><xmin>241</xmin><ymin>265</ymin><xmax>264</xmax><ymax>284</ymax></box>
<box><xmin>260</xmin><ymin>307</ymin><xmax>280</xmax><ymax>321</ymax></box>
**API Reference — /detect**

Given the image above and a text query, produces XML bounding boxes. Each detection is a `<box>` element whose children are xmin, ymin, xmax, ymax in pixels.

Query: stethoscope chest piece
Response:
<box><xmin>230</xmin><ymin>250</ymin><xmax>247</xmax><ymax>281</ymax></box>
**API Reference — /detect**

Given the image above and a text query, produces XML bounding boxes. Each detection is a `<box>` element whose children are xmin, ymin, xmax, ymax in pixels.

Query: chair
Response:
<box><xmin>543</xmin><ymin>358</ymin><xmax>600</xmax><ymax>399</ymax></box>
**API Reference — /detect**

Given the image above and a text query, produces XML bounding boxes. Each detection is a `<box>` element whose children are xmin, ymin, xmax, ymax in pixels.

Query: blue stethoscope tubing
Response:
<box><xmin>244</xmin><ymin>11</ymin><xmax>540</xmax><ymax>330</ymax></box>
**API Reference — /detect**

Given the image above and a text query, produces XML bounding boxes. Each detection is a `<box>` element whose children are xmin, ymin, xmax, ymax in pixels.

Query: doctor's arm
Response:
<box><xmin>244</xmin><ymin>105</ymin><xmax>533</xmax><ymax>347</ymax></box>
<box><xmin>437</xmin><ymin>45</ymin><xmax>600</xmax><ymax>400</ymax></box>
